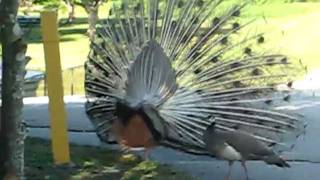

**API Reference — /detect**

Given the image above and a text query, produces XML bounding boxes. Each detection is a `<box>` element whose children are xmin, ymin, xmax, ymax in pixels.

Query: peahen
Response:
<box><xmin>203</xmin><ymin>120</ymin><xmax>291</xmax><ymax>180</ymax></box>
<box><xmin>84</xmin><ymin>0</ymin><xmax>306</xmax><ymax>175</ymax></box>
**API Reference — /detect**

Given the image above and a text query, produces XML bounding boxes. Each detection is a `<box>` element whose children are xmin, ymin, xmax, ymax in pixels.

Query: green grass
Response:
<box><xmin>25</xmin><ymin>138</ymin><xmax>196</xmax><ymax>180</ymax></box>
<box><xmin>23</xmin><ymin>2</ymin><xmax>114</xmax><ymax>95</ymax></box>
<box><xmin>243</xmin><ymin>2</ymin><xmax>320</xmax><ymax>18</ymax></box>
<box><xmin>22</xmin><ymin>2</ymin><xmax>320</xmax><ymax>96</ymax></box>
<box><xmin>244</xmin><ymin>3</ymin><xmax>320</xmax><ymax>72</ymax></box>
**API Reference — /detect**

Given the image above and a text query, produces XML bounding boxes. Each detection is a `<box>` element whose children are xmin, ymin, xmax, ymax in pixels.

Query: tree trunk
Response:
<box><xmin>68</xmin><ymin>3</ymin><xmax>75</xmax><ymax>23</ymax></box>
<box><xmin>0</xmin><ymin>0</ymin><xmax>28</xmax><ymax>179</ymax></box>
<box><xmin>65</xmin><ymin>0</ymin><xmax>75</xmax><ymax>23</ymax></box>
<box><xmin>85</xmin><ymin>4</ymin><xmax>99</xmax><ymax>40</ymax></box>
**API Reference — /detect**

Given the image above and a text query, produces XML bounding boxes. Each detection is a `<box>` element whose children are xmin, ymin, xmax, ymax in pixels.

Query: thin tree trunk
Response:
<box><xmin>85</xmin><ymin>4</ymin><xmax>99</xmax><ymax>40</ymax></box>
<box><xmin>0</xmin><ymin>0</ymin><xmax>28</xmax><ymax>179</ymax></box>
<box><xmin>69</xmin><ymin>3</ymin><xmax>75</xmax><ymax>23</ymax></box>
<box><xmin>65</xmin><ymin>0</ymin><xmax>75</xmax><ymax>23</ymax></box>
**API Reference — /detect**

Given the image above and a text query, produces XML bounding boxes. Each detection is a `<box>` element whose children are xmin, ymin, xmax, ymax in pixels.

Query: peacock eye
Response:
<box><xmin>257</xmin><ymin>36</ymin><xmax>265</xmax><ymax>44</ymax></box>
<box><xmin>244</xmin><ymin>47</ymin><xmax>252</xmax><ymax>55</ymax></box>
<box><xmin>232</xmin><ymin>22</ymin><xmax>240</xmax><ymax>30</ymax></box>
<box><xmin>220</xmin><ymin>37</ymin><xmax>228</xmax><ymax>45</ymax></box>
<box><xmin>212</xmin><ymin>17</ymin><xmax>220</xmax><ymax>26</ymax></box>
<box><xmin>232</xmin><ymin>9</ymin><xmax>240</xmax><ymax>17</ymax></box>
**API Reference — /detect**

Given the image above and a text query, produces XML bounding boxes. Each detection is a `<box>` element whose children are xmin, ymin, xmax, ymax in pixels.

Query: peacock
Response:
<box><xmin>84</xmin><ymin>0</ymin><xmax>306</xmax><ymax>177</ymax></box>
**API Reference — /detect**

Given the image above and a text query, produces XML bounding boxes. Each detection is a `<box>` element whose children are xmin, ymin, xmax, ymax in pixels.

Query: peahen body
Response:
<box><xmin>203</xmin><ymin>121</ymin><xmax>290</xmax><ymax>180</ymax></box>
<box><xmin>84</xmin><ymin>0</ymin><xmax>306</xmax><ymax>178</ymax></box>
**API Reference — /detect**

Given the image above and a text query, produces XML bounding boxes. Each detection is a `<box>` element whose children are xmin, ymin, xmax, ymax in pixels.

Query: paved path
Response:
<box><xmin>24</xmin><ymin>90</ymin><xmax>320</xmax><ymax>180</ymax></box>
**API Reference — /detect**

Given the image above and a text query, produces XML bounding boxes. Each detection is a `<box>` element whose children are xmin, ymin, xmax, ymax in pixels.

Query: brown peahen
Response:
<box><xmin>84</xmin><ymin>0</ymin><xmax>306</xmax><ymax>178</ymax></box>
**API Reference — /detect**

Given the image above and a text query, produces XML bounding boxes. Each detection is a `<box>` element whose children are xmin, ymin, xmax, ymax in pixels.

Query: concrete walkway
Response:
<box><xmin>24</xmin><ymin>89</ymin><xmax>320</xmax><ymax>180</ymax></box>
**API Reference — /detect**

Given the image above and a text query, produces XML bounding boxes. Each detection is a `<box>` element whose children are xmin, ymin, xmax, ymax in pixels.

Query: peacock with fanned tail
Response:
<box><xmin>84</xmin><ymin>0</ymin><xmax>306</xmax><ymax>177</ymax></box>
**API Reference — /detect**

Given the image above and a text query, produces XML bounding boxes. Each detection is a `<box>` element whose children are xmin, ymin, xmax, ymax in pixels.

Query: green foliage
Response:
<box><xmin>33</xmin><ymin>0</ymin><xmax>61</xmax><ymax>8</ymax></box>
<box><xmin>122</xmin><ymin>161</ymin><xmax>195</xmax><ymax>180</ymax></box>
<box><xmin>73</xmin><ymin>0</ymin><xmax>106</xmax><ymax>8</ymax></box>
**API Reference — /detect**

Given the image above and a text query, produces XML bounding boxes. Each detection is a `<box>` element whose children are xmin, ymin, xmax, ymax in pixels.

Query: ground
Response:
<box><xmin>18</xmin><ymin>2</ymin><xmax>320</xmax><ymax>180</ymax></box>
<box><xmin>25</xmin><ymin>138</ymin><xmax>196</xmax><ymax>180</ymax></box>
<box><xmin>24</xmin><ymin>92</ymin><xmax>320</xmax><ymax>180</ymax></box>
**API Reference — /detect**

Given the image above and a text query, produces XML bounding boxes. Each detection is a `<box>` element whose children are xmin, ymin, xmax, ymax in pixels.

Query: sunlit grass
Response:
<box><xmin>243</xmin><ymin>2</ymin><xmax>320</xmax><ymax>18</ymax></box>
<box><xmin>23</xmin><ymin>2</ymin><xmax>320</xmax><ymax>96</ymax></box>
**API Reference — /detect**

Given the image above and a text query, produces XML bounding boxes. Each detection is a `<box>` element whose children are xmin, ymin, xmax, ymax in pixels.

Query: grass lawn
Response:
<box><xmin>243</xmin><ymin>2</ymin><xmax>320</xmax><ymax>72</ymax></box>
<box><xmin>22</xmin><ymin>2</ymin><xmax>320</xmax><ymax>96</ymax></box>
<box><xmin>25</xmin><ymin>137</ymin><xmax>195</xmax><ymax>180</ymax></box>
<box><xmin>23</xmin><ymin>2</ymin><xmax>113</xmax><ymax>96</ymax></box>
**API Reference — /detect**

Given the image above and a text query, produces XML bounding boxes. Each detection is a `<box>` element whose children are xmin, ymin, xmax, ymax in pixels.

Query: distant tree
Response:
<box><xmin>33</xmin><ymin>0</ymin><xmax>61</xmax><ymax>8</ymax></box>
<box><xmin>0</xmin><ymin>0</ymin><xmax>28</xmax><ymax>179</ymax></box>
<box><xmin>75</xmin><ymin>0</ymin><xmax>106</xmax><ymax>40</ymax></box>
<box><xmin>63</xmin><ymin>0</ymin><xmax>76</xmax><ymax>24</ymax></box>
<box><xmin>20</xmin><ymin>0</ymin><xmax>34</xmax><ymax>15</ymax></box>
<box><xmin>24</xmin><ymin>0</ymin><xmax>105</xmax><ymax>39</ymax></box>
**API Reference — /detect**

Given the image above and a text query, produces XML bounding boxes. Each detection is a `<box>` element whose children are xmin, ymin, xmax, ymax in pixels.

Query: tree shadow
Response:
<box><xmin>23</xmin><ymin>27</ymin><xmax>87</xmax><ymax>44</ymax></box>
<box><xmin>21</xmin><ymin>17</ymin><xmax>89</xmax><ymax>44</ymax></box>
<box><xmin>59</xmin><ymin>17</ymin><xmax>88</xmax><ymax>27</ymax></box>
<box><xmin>59</xmin><ymin>28</ymin><xmax>87</xmax><ymax>37</ymax></box>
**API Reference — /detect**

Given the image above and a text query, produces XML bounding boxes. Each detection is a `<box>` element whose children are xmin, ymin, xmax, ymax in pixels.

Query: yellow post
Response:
<box><xmin>40</xmin><ymin>11</ymin><xmax>70</xmax><ymax>164</ymax></box>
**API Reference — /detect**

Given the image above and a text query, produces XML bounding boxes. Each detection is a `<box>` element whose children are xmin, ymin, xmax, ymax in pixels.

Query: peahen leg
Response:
<box><xmin>241</xmin><ymin>160</ymin><xmax>249</xmax><ymax>180</ymax></box>
<box><xmin>144</xmin><ymin>148</ymin><xmax>150</xmax><ymax>160</ymax></box>
<box><xmin>225</xmin><ymin>161</ymin><xmax>234</xmax><ymax>180</ymax></box>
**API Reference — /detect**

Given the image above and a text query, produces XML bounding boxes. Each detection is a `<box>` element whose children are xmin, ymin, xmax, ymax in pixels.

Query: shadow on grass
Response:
<box><xmin>25</xmin><ymin>138</ymin><xmax>195</xmax><ymax>180</ymax></box>
<box><xmin>23</xmin><ymin>17</ymin><xmax>142</xmax><ymax>43</ymax></box>
<box><xmin>23</xmin><ymin>27</ymin><xmax>87</xmax><ymax>43</ymax></box>
<box><xmin>22</xmin><ymin>17</ymin><xmax>89</xmax><ymax>44</ymax></box>
<box><xmin>59</xmin><ymin>28</ymin><xmax>87</xmax><ymax>36</ymax></box>
<box><xmin>59</xmin><ymin>17</ymin><xmax>88</xmax><ymax>26</ymax></box>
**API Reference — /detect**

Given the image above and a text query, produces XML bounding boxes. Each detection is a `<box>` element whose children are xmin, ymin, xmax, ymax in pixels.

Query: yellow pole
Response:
<box><xmin>40</xmin><ymin>11</ymin><xmax>70</xmax><ymax>164</ymax></box>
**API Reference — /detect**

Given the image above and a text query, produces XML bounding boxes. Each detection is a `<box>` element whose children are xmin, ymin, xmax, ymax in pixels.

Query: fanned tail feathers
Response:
<box><xmin>85</xmin><ymin>0</ymin><xmax>306</xmax><ymax>154</ymax></box>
